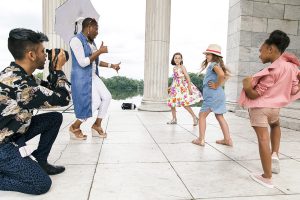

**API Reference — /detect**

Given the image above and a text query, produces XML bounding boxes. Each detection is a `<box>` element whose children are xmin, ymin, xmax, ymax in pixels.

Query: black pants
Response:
<box><xmin>0</xmin><ymin>112</ymin><xmax>63</xmax><ymax>194</ymax></box>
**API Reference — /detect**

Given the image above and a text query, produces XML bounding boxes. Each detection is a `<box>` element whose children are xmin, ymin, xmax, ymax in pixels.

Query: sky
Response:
<box><xmin>0</xmin><ymin>0</ymin><xmax>229</xmax><ymax>80</ymax></box>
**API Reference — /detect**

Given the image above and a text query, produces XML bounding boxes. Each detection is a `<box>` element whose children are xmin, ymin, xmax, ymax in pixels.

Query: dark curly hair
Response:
<box><xmin>82</xmin><ymin>17</ymin><xmax>98</xmax><ymax>30</ymax></box>
<box><xmin>8</xmin><ymin>28</ymin><xmax>48</xmax><ymax>60</ymax></box>
<box><xmin>265</xmin><ymin>30</ymin><xmax>290</xmax><ymax>53</ymax></box>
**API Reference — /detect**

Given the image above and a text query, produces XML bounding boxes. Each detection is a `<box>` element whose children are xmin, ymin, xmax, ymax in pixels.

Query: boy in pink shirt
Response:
<box><xmin>239</xmin><ymin>30</ymin><xmax>300</xmax><ymax>188</ymax></box>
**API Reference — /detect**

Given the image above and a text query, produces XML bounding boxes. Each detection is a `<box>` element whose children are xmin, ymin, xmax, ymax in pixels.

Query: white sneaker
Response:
<box><xmin>250</xmin><ymin>173</ymin><xmax>274</xmax><ymax>188</ymax></box>
<box><xmin>272</xmin><ymin>154</ymin><xmax>280</xmax><ymax>174</ymax></box>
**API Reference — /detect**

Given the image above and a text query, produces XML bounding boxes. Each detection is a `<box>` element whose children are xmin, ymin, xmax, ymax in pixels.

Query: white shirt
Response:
<box><xmin>70</xmin><ymin>37</ymin><xmax>98</xmax><ymax>75</ymax></box>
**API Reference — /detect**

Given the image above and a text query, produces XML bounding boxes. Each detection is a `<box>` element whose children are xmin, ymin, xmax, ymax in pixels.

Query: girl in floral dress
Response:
<box><xmin>167</xmin><ymin>52</ymin><xmax>202</xmax><ymax>125</ymax></box>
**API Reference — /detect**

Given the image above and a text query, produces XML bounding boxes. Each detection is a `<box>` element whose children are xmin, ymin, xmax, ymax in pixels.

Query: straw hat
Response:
<box><xmin>203</xmin><ymin>44</ymin><xmax>223</xmax><ymax>57</ymax></box>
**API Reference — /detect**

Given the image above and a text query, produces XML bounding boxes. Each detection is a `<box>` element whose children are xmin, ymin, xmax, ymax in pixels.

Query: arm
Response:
<box><xmin>243</xmin><ymin>73</ymin><xmax>275</xmax><ymax>100</ymax></box>
<box><xmin>17</xmin><ymin>73</ymin><xmax>70</xmax><ymax>109</ymax></box>
<box><xmin>69</xmin><ymin>38</ymin><xmax>107</xmax><ymax>67</ymax></box>
<box><xmin>242</xmin><ymin>77</ymin><xmax>260</xmax><ymax>99</ymax></box>
<box><xmin>180</xmin><ymin>65</ymin><xmax>192</xmax><ymax>93</ymax></box>
<box><xmin>291</xmin><ymin>72</ymin><xmax>300</xmax><ymax>95</ymax></box>
<box><xmin>291</xmin><ymin>84</ymin><xmax>300</xmax><ymax>95</ymax></box>
<box><xmin>181</xmin><ymin>65</ymin><xmax>191</xmax><ymax>84</ymax></box>
<box><xmin>208</xmin><ymin>65</ymin><xmax>225</xmax><ymax>89</ymax></box>
<box><xmin>17</xmin><ymin>50</ymin><xmax>70</xmax><ymax>109</ymax></box>
<box><xmin>99</xmin><ymin>61</ymin><xmax>121</xmax><ymax>72</ymax></box>
<box><xmin>89</xmin><ymin>41</ymin><xmax>108</xmax><ymax>64</ymax></box>
<box><xmin>69</xmin><ymin>37</ymin><xmax>90</xmax><ymax>67</ymax></box>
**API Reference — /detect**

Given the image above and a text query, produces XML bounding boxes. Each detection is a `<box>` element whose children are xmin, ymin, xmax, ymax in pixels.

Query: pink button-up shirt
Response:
<box><xmin>238</xmin><ymin>53</ymin><xmax>300</xmax><ymax>108</ymax></box>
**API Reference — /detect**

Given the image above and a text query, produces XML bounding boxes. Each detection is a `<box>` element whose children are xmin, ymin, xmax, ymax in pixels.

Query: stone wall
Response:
<box><xmin>225</xmin><ymin>0</ymin><xmax>300</xmax><ymax>111</ymax></box>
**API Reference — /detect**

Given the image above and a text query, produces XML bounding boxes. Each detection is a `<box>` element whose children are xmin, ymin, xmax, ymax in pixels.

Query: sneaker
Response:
<box><xmin>272</xmin><ymin>154</ymin><xmax>280</xmax><ymax>174</ymax></box>
<box><xmin>249</xmin><ymin>173</ymin><xmax>274</xmax><ymax>188</ymax></box>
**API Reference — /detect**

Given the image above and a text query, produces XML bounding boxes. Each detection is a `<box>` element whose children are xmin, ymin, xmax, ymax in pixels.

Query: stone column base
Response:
<box><xmin>138</xmin><ymin>99</ymin><xmax>170</xmax><ymax>112</ymax></box>
<box><xmin>226</xmin><ymin>101</ymin><xmax>240</xmax><ymax>112</ymax></box>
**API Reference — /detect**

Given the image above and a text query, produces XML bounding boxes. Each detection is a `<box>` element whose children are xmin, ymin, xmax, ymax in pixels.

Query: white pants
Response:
<box><xmin>91</xmin><ymin>74</ymin><xmax>112</xmax><ymax>119</ymax></box>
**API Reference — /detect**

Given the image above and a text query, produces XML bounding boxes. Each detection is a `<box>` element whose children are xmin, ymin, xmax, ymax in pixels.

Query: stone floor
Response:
<box><xmin>1</xmin><ymin>100</ymin><xmax>300</xmax><ymax>200</ymax></box>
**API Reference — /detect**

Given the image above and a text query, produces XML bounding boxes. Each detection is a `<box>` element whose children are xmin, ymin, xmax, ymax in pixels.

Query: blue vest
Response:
<box><xmin>70</xmin><ymin>32</ymin><xmax>99</xmax><ymax>119</ymax></box>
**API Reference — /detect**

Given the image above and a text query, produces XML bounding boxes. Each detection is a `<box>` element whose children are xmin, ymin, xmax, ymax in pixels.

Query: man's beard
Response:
<box><xmin>87</xmin><ymin>35</ymin><xmax>94</xmax><ymax>42</ymax></box>
<box><xmin>36</xmin><ymin>59</ymin><xmax>45</xmax><ymax>70</ymax></box>
<box><xmin>37</xmin><ymin>65</ymin><xmax>45</xmax><ymax>70</ymax></box>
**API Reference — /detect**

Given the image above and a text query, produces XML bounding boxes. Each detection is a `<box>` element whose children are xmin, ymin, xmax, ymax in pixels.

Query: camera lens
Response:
<box><xmin>46</xmin><ymin>48</ymin><xmax>69</xmax><ymax>61</ymax></box>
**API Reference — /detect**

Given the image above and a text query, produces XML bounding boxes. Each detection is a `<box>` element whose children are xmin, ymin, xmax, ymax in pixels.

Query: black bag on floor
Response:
<box><xmin>121</xmin><ymin>103</ymin><xmax>136</xmax><ymax>110</ymax></box>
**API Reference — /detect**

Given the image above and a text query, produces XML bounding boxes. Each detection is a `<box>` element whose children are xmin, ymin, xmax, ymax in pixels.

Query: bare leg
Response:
<box><xmin>192</xmin><ymin>110</ymin><xmax>210</xmax><ymax>146</ymax></box>
<box><xmin>69</xmin><ymin>119</ymin><xmax>86</xmax><ymax>140</ymax></box>
<box><xmin>199</xmin><ymin>110</ymin><xmax>210</xmax><ymax>139</ymax></box>
<box><xmin>184</xmin><ymin>106</ymin><xmax>198</xmax><ymax>125</ymax></box>
<box><xmin>215</xmin><ymin>114</ymin><xmax>230</xmax><ymax>139</ymax></box>
<box><xmin>92</xmin><ymin>118</ymin><xmax>107</xmax><ymax>137</ymax></box>
<box><xmin>184</xmin><ymin>106</ymin><xmax>197</xmax><ymax>118</ymax></box>
<box><xmin>270</xmin><ymin>120</ymin><xmax>281</xmax><ymax>174</ymax></box>
<box><xmin>270</xmin><ymin>120</ymin><xmax>281</xmax><ymax>155</ymax></box>
<box><xmin>93</xmin><ymin>118</ymin><xmax>102</xmax><ymax>127</ymax></box>
<box><xmin>72</xmin><ymin>119</ymin><xmax>82</xmax><ymax>129</ymax></box>
<box><xmin>253</xmin><ymin>126</ymin><xmax>272</xmax><ymax>178</ymax></box>
<box><xmin>171</xmin><ymin>107</ymin><xmax>177</xmax><ymax>121</ymax></box>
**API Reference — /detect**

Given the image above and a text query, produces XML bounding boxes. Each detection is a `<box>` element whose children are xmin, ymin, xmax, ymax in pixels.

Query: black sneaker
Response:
<box><xmin>38</xmin><ymin>162</ymin><xmax>65</xmax><ymax>175</ymax></box>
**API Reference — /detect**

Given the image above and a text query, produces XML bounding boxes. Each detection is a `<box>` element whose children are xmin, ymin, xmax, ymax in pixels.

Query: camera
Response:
<box><xmin>46</xmin><ymin>48</ymin><xmax>69</xmax><ymax>73</ymax></box>
<box><xmin>46</xmin><ymin>48</ymin><xmax>69</xmax><ymax>68</ymax></box>
<box><xmin>45</xmin><ymin>48</ymin><xmax>70</xmax><ymax>88</ymax></box>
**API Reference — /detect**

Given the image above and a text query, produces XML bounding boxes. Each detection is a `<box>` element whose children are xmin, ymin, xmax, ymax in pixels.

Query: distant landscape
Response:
<box><xmin>35</xmin><ymin>72</ymin><xmax>204</xmax><ymax>102</ymax></box>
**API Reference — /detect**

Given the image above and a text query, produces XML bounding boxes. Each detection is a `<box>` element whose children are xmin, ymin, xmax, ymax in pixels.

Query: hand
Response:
<box><xmin>53</xmin><ymin>49</ymin><xmax>66</xmax><ymax>70</ymax></box>
<box><xmin>167</xmin><ymin>87</ymin><xmax>171</xmax><ymax>93</ymax></box>
<box><xmin>188</xmin><ymin>85</ymin><xmax>193</xmax><ymax>94</ymax></box>
<box><xmin>242</xmin><ymin>76</ymin><xmax>252</xmax><ymax>89</ymax></box>
<box><xmin>112</xmin><ymin>62</ymin><xmax>121</xmax><ymax>72</ymax></box>
<box><xmin>99</xmin><ymin>41</ymin><xmax>108</xmax><ymax>54</ymax></box>
<box><xmin>297</xmin><ymin>72</ymin><xmax>300</xmax><ymax>81</ymax></box>
<box><xmin>208</xmin><ymin>81</ymin><xmax>218</xmax><ymax>89</ymax></box>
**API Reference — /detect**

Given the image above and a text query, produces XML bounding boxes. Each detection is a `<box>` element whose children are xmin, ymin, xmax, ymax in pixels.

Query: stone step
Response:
<box><xmin>235</xmin><ymin>105</ymin><xmax>300</xmax><ymax>131</ymax></box>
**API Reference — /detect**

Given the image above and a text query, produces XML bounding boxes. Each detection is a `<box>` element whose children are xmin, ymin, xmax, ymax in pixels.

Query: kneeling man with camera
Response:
<box><xmin>0</xmin><ymin>28</ymin><xmax>70</xmax><ymax>194</ymax></box>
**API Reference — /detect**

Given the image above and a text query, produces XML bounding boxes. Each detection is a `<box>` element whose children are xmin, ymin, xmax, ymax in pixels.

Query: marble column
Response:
<box><xmin>42</xmin><ymin>0</ymin><xmax>71</xmax><ymax>80</ymax></box>
<box><xmin>139</xmin><ymin>0</ymin><xmax>171</xmax><ymax>111</ymax></box>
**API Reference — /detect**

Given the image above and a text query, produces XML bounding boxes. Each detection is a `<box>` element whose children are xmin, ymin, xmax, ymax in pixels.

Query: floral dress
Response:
<box><xmin>167</xmin><ymin>66</ymin><xmax>202</xmax><ymax>107</ymax></box>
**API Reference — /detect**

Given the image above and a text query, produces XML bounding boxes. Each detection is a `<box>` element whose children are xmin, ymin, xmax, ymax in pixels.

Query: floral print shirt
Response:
<box><xmin>0</xmin><ymin>62</ymin><xmax>70</xmax><ymax>143</ymax></box>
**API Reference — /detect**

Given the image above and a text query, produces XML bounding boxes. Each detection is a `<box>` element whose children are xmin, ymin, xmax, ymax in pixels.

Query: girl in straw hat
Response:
<box><xmin>192</xmin><ymin>44</ymin><xmax>232</xmax><ymax>146</ymax></box>
<box><xmin>167</xmin><ymin>52</ymin><xmax>202</xmax><ymax>125</ymax></box>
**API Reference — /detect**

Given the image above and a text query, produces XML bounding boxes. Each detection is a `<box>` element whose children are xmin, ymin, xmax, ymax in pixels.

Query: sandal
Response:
<box><xmin>216</xmin><ymin>138</ymin><xmax>233</xmax><ymax>147</ymax></box>
<box><xmin>192</xmin><ymin>138</ymin><xmax>205</xmax><ymax>146</ymax></box>
<box><xmin>193</xmin><ymin>117</ymin><xmax>199</xmax><ymax>126</ymax></box>
<box><xmin>69</xmin><ymin>125</ymin><xmax>87</xmax><ymax>140</ymax></box>
<box><xmin>91</xmin><ymin>125</ymin><xmax>107</xmax><ymax>138</ymax></box>
<box><xmin>167</xmin><ymin>119</ymin><xmax>177</xmax><ymax>125</ymax></box>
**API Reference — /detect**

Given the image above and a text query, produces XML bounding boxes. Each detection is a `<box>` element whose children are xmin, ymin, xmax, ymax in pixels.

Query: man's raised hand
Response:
<box><xmin>99</xmin><ymin>41</ymin><xmax>108</xmax><ymax>54</ymax></box>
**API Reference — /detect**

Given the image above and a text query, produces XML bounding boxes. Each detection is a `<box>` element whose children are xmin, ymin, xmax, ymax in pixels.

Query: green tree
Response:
<box><xmin>100</xmin><ymin>76</ymin><xmax>143</xmax><ymax>100</ymax></box>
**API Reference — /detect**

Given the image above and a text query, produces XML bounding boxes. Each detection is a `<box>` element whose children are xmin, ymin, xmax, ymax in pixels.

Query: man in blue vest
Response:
<box><xmin>69</xmin><ymin>18</ymin><xmax>120</xmax><ymax>139</ymax></box>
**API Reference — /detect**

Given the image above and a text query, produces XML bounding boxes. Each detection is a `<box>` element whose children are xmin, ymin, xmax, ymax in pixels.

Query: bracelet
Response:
<box><xmin>108</xmin><ymin>63</ymin><xmax>112</xmax><ymax>68</ymax></box>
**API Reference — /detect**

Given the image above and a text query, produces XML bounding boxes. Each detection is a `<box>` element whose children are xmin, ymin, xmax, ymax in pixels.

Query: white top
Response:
<box><xmin>69</xmin><ymin>37</ymin><xmax>98</xmax><ymax>75</ymax></box>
